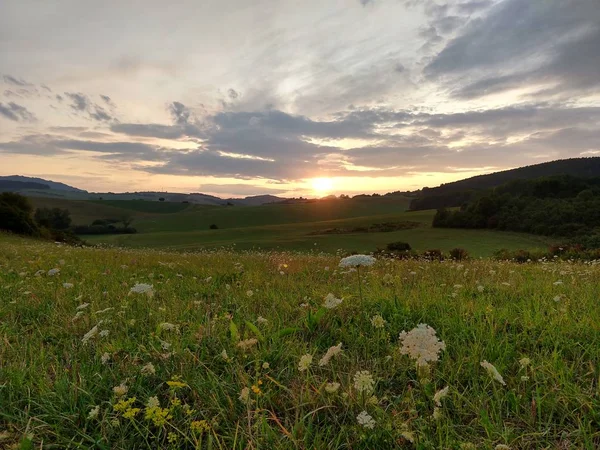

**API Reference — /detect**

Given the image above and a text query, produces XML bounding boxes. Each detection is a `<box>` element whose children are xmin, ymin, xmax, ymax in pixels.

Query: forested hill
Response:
<box><xmin>432</xmin><ymin>175</ymin><xmax>600</xmax><ymax>247</ymax></box>
<box><xmin>410</xmin><ymin>157</ymin><xmax>600</xmax><ymax>210</ymax></box>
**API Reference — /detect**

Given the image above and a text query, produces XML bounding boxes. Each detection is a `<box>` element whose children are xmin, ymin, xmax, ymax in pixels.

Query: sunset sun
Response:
<box><xmin>311</xmin><ymin>177</ymin><xmax>334</xmax><ymax>196</ymax></box>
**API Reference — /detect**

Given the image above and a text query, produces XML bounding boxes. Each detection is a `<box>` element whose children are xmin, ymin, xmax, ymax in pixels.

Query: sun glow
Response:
<box><xmin>311</xmin><ymin>177</ymin><xmax>334</xmax><ymax>196</ymax></box>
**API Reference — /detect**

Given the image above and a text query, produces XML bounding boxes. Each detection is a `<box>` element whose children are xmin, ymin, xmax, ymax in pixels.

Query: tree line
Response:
<box><xmin>432</xmin><ymin>175</ymin><xmax>600</xmax><ymax>247</ymax></box>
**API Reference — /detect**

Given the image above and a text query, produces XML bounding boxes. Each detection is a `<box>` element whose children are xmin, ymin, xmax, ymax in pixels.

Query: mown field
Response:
<box><xmin>28</xmin><ymin>197</ymin><xmax>551</xmax><ymax>256</ymax></box>
<box><xmin>1</xmin><ymin>233</ymin><xmax>599</xmax><ymax>449</ymax></box>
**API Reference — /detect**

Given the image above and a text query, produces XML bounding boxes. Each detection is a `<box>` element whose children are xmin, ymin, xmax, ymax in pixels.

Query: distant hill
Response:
<box><xmin>0</xmin><ymin>175</ymin><xmax>87</xmax><ymax>192</ymax></box>
<box><xmin>0</xmin><ymin>175</ymin><xmax>286</xmax><ymax>206</ymax></box>
<box><xmin>410</xmin><ymin>157</ymin><xmax>600</xmax><ymax>210</ymax></box>
<box><xmin>0</xmin><ymin>180</ymin><xmax>51</xmax><ymax>191</ymax></box>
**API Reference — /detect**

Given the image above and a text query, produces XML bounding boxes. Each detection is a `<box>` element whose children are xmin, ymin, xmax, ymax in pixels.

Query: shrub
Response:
<box><xmin>422</xmin><ymin>249</ymin><xmax>443</xmax><ymax>261</ymax></box>
<box><xmin>209</xmin><ymin>224</ymin><xmax>219</xmax><ymax>230</ymax></box>
<box><xmin>0</xmin><ymin>193</ymin><xmax>39</xmax><ymax>236</ymax></box>
<box><xmin>386</xmin><ymin>241</ymin><xmax>411</xmax><ymax>252</ymax></box>
<box><xmin>449</xmin><ymin>248</ymin><xmax>469</xmax><ymax>261</ymax></box>
<box><xmin>34</xmin><ymin>207</ymin><xmax>72</xmax><ymax>230</ymax></box>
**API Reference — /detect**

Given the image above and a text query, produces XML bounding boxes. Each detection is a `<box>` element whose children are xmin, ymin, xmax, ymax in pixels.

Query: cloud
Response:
<box><xmin>199</xmin><ymin>183</ymin><xmax>288</xmax><ymax>196</ymax></box>
<box><xmin>64</xmin><ymin>92</ymin><xmax>116</xmax><ymax>122</ymax></box>
<box><xmin>0</xmin><ymin>102</ymin><xmax>36</xmax><ymax>122</ymax></box>
<box><xmin>2</xmin><ymin>75</ymin><xmax>33</xmax><ymax>86</ymax></box>
<box><xmin>426</xmin><ymin>0</ymin><xmax>600</xmax><ymax>99</ymax></box>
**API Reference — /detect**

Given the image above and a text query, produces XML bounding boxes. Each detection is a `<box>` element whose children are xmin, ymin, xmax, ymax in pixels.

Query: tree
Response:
<box><xmin>0</xmin><ymin>193</ymin><xmax>39</xmax><ymax>235</ymax></box>
<box><xmin>209</xmin><ymin>224</ymin><xmax>218</xmax><ymax>229</ymax></box>
<box><xmin>121</xmin><ymin>214</ymin><xmax>134</xmax><ymax>228</ymax></box>
<box><xmin>159</xmin><ymin>197</ymin><xmax>165</xmax><ymax>202</ymax></box>
<box><xmin>34</xmin><ymin>208</ymin><xmax>72</xmax><ymax>230</ymax></box>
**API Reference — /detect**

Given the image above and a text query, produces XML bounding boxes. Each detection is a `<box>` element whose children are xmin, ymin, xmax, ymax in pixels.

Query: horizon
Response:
<box><xmin>2</xmin><ymin>0</ymin><xmax>599</xmax><ymax>198</ymax></box>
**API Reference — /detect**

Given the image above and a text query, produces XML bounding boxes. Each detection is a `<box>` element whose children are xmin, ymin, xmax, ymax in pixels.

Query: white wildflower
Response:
<box><xmin>237</xmin><ymin>338</ymin><xmax>258</xmax><ymax>351</ymax></box>
<box><xmin>356</xmin><ymin>411</ymin><xmax>375</xmax><ymax>429</ymax></box>
<box><xmin>399</xmin><ymin>324</ymin><xmax>446</xmax><ymax>366</ymax></box>
<box><xmin>141</xmin><ymin>362</ymin><xmax>156</xmax><ymax>376</ymax></box>
<box><xmin>81</xmin><ymin>325</ymin><xmax>99</xmax><ymax>344</ymax></box>
<box><xmin>495</xmin><ymin>445</ymin><xmax>510</xmax><ymax>450</ymax></box>
<box><xmin>99</xmin><ymin>330</ymin><xmax>109</xmax><ymax>337</ymax></box>
<box><xmin>63</xmin><ymin>283</ymin><xmax>74</xmax><ymax>289</ymax></box>
<box><xmin>324</xmin><ymin>382</ymin><xmax>340</xmax><ymax>393</ymax></box>
<box><xmin>246</xmin><ymin>290</ymin><xmax>254</xmax><ymax>297</ymax></box>
<box><xmin>323</xmin><ymin>293</ymin><xmax>342</xmax><ymax>309</ymax></box>
<box><xmin>257</xmin><ymin>316</ymin><xmax>268</xmax><ymax>325</ymax></box>
<box><xmin>113</xmin><ymin>383</ymin><xmax>128</xmax><ymax>397</ymax></box>
<box><xmin>239</xmin><ymin>387</ymin><xmax>250</xmax><ymax>403</ymax></box>
<box><xmin>72</xmin><ymin>311</ymin><xmax>85</xmax><ymax>322</ymax></box>
<box><xmin>95</xmin><ymin>307</ymin><xmax>114</xmax><ymax>315</ymax></box>
<box><xmin>553</xmin><ymin>281</ymin><xmax>563</xmax><ymax>286</ymax></box>
<box><xmin>158</xmin><ymin>322</ymin><xmax>178</xmax><ymax>332</ymax></box>
<box><xmin>88</xmin><ymin>405</ymin><xmax>100</xmax><ymax>420</ymax></box>
<box><xmin>521</xmin><ymin>376</ymin><xmax>530</xmax><ymax>381</ymax></box>
<box><xmin>481</xmin><ymin>360</ymin><xmax>506</xmax><ymax>385</ymax></box>
<box><xmin>130</xmin><ymin>283</ymin><xmax>153</xmax><ymax>296</ymax></box>
<box><xmin>339</xmin><ymin>255</ymin><xmax>376</xmax><ymax>268</ymax></box>
<box><xmin>477</xmin><ymin>285</ymin><xmax>484</xmax><ymax>292</ymax></box>
<box><xmin>146</xmin><ymin>396</ymin><xmax>160</xmax><ymax>408</ymax></box>
<box><xmin>221</xmin><ymin>349</ymin><xmax>230</xmax><ymax>361</ymax></box>
<box><xmin>298</xmin><ymin>354</ymin><xmax>313</xmax><ymax>371</ymax></box>
<box><xmin>318</xmin><ymin>343</ymin><xmax>343</xmax><ymax>366</ymax></box>
<box><xmin>262</xmin><ymin>362</ymin><xmax>270</xmax><ymax>369</ymax></box>
<box><xmin>433</xmin><ymin>386</ymin><xmax>449</xmax><ymax>407</ymax></box>
<box><xmin>519</xmin><ymin>357</ymin><xmax>531</xmax><ymax>368</ymax></box>
<box><xmin>47</xmin><ymin>268</ymin><xmax>60</xmax><ymax>276</ymax></box>
<box><xmin>101</xmin><ymin>352</ymin><xmax>111</xmax><ymax>365</ymax></box>
<box><xmin>353</xmin><ymin>371</ymin><xmax>375</xmax><ymax>394</ymax></box>
<box><xmin>370</xmin><ymin>314</ymin><xmax>386</xmax><ymax>328</ymax></box>
<box><xmin>76</xmin><ymin>303</ymin><xmax>90</xmax><ymax>311</ymax></box>
<box><xmin>432</xmin><ymin>407</ymin><xmax>442</xmax><ymax>420</ymax></box>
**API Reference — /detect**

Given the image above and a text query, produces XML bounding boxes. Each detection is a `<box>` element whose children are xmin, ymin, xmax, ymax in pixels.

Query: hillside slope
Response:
<box><xmin>410</xmin><ymin>157</ymin><xmax>600</xmax><ymax>210</ymax></box>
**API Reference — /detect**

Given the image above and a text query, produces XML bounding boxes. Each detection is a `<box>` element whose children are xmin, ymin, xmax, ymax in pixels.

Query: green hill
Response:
<box><xmin>410</xmin><ymin>157</ymin><xmax>600</xmax><ymax>210</ymax></box>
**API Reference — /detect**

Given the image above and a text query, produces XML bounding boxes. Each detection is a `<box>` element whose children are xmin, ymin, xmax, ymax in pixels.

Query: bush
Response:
<box><xmin>449</xmin><ymin>248</ymin><xmax>469</xmax><ymax>261</ymax></box>
<box><xmin>209</xmin><ymin>224</ymin><xmax>219</xmax><ymax>230</ymax></box>
<box><xmin>34</xmin><ymin>207</ymin><xmax>72</xmax><ymax>230</ymax></box>
<box><xmin>386</xmin><ymin>241</ymin><xmax>411</xmax><ymax>252</ymax></box>
<box><xmin>0</xmin><ymin>193</ymin><xmax>39</xmax><ymax>236</ymax></box>
<box><xmin>422</xmin><ymin>249</ymin><xmax>443</xmax><ymax>261</ymax></box>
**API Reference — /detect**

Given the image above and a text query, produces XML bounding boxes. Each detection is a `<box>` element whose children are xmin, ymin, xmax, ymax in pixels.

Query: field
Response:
<box><xmin>28</xmin><ymin>197</ymin><xmax>551</xmax><ymax>256</ymax></box>
<box><xmin>1</xmin><ymin>233</ymin><xmax>599</xmax><ymax>449</ymax></box>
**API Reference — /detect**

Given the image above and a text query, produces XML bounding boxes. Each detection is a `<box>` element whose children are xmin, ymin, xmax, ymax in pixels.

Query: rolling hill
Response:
<box><xmin>410</xmin><ymin>157</ymin><xmax>600</xmax><ymax>210</ymax></box>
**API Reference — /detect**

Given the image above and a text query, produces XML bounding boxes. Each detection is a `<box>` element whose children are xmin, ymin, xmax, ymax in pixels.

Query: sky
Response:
<box><xmin>1</xmin><ymin>0</ymin><xmax>599</xmax><ymax>198</ymax></box>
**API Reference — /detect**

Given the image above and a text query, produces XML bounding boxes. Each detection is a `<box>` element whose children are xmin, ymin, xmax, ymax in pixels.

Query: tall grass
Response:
<box><xmin>1</xmin><ymin>234</ymin><xmax>599</xmax><ymax>449</ymax></box>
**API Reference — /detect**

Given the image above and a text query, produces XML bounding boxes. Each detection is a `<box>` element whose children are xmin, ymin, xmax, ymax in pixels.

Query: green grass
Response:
<box><xmin>88</xmin><ymin>200</ymin><xmax>192</xmax><ymax>214</ymax></box>
<box><xmin>29</xmin><ymin>196</ymin><xmax>551</xmax><ymax>256</ymax></box>
<box><xmin>87</xmin><ymin>210</ymin><xmax>551</xmax><ymax>257</ymax></box>
<box><xmin>1</xmin><ymin>233</ymin><xmax>599</xmax><ymax>449</ymax></box>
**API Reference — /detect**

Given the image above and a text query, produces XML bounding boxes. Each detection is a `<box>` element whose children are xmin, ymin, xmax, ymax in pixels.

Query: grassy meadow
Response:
<box><xmin>1</xmin><ymin>233</ymin><xmax>599</xmax><ymax>449</ymax></box>
<box><xmin>28</xmin><ymin>197</ymin><xmax>551</xmax><ymax>256</ymax></box>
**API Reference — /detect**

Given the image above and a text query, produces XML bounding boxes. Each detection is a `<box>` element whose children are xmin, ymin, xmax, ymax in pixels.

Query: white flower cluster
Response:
<box><xmin>339</xmin><ymin>254</ymin><xmax>376</xmax><ymax>268</ymax></box>
<box><xmin>481</xmin><ymin>360</ymin><xmax>506</xmax><ymax>385</ymax></box>
<box><xmin>129</xmin><ymin>283</ymin><xmax>153</xmax><ymax>295</ymax></box>
<box><xmin>353</xmin><ymin>370</ymin><xmax>375</xmax><ymax>394</ymax></box>
<box><xmin>323</xmin><ymin>293</ymin><xmax>342</xmax><ymax>309</ymax></box>
<box><xmin>298</xmin><ymin>354</ymin><xmax>313</xmax><ymax>371</ymax></box>
<box><xmin>318</xmin><ymin>343</ymin><xmax>343</xmax><ymax>366</ymax></box>
<box><xmin>399</xmin><ymin>324</ymin><xmax>446</xmax><ymax>366</ymax></box>
<box><xmin>356</xmin><ymin>410</ymin><xmax>376</xmax><ymax>429</ymax></box>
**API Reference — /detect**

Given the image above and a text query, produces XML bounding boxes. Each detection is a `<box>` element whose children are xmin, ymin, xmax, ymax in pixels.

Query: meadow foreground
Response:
<box><xmin>1</xmin><ymin>234</ymin><xmax>599</xmax><ymax>449</ymax></box>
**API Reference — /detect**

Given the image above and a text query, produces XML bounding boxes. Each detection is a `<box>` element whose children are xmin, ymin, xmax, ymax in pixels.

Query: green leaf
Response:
<box><xmin>245</xmin><ymin>321</ymin><xmax>265</xmax><ymax>342</ymax></box>
<box><xmin>229</xmin><ymin>320</ymin><xmax>239</xmax><ymax>343</ymax></box>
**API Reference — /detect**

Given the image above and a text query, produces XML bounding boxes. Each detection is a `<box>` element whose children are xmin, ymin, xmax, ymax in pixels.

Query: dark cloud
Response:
<box><xmin>110</xmin><ymin>123</ymin><xmax>188</xmax><ymax>139</ymax></box>
<box><xmin>169</xmin><ymin>101</ymin><xmax>192</xmax><ymax>126</ymax></box>
<box><xmin>65</xmin><ymin>92</ymin><xmax>89</xmax><ymax>111</ymax></box>
<box><xmin>0</xmin><ymin>102</ymin><xmax>36</xmax><ymax>122</ymax></box>
<box><xmin>64</xmin><ymin>92</ymin><xmax>115</xmax><ymax>122</ymax></box>
<box><xmin>2</xmin><ymin>75</ymin><xmax>33</xmax><ymax>86</ymax></box>
<box><xmin>426</xmin><ymin>0</ymin><xmax>600</xmax><ymax>99</ymax></box>
<box><xmin>200</xmin><ymin>183</ymin><xmax>288</xmax><ymax>196</ymax></box>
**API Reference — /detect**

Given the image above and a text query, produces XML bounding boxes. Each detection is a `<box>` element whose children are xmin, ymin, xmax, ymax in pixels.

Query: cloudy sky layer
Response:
<box><xmin>1</xmin><ymin>0</ymin><xmax>599</xmax><ymax>197</ymax></box>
